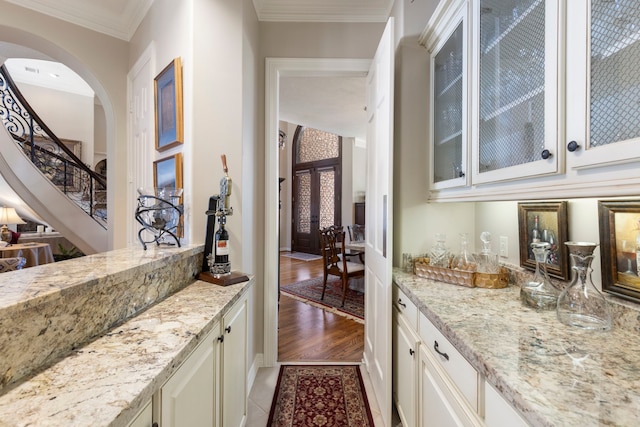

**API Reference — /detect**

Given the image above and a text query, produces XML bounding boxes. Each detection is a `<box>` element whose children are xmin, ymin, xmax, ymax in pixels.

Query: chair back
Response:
<box><xmin>348</xmin><ymin>224</ymin><xmax>365</xmax><ymax>242</ymax></box>
<box><xmin>319</xmin><ymin>226</ymin><xmax>346</xmax><ymax>274</ymax></box>
<box><xmin>0</xmin><ymin>257</ymin><xmax>26</xmax><ymax>272</ymax></box>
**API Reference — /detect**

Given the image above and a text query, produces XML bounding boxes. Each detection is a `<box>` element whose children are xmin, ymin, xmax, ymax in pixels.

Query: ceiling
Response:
<box><xmin>2</xmin><ymin>0</ymin><xmax>385</xmax><ymax>140</ymax></box>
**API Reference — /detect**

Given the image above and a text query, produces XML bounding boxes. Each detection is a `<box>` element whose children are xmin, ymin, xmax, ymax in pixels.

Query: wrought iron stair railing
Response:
<box><xmin>0</xmin><ymin>64</ymin><xmax>107</xmax><ymax>226</ymax></box>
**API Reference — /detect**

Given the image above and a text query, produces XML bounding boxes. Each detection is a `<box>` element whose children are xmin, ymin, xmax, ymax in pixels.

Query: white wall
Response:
<box><xmin>15</xmin><ymin>82</ymin><xmax>94</xmax><ymax>166</ymax></box>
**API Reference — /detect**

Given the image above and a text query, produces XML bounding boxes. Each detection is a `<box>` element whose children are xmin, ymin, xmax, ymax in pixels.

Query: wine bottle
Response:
<box><xmin>532</xmin><ymin>215</ymin><xmax>541</xmax><ymax>243</ymax></box>
<box><xmin>215</xmin><ymin>221</ymin><xmax>229</xmax><ymax>264</ymax></box>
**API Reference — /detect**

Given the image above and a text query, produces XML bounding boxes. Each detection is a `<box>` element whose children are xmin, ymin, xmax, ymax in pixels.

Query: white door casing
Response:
<box><xmin>363</xmin><ymin>18</ymin><xmax>394</xmax><ymax>427</ymax></box>
<box><xmin>263</xmin><ymin>57</ymin><xmax>371</xmax><ymax>367</ymax></box>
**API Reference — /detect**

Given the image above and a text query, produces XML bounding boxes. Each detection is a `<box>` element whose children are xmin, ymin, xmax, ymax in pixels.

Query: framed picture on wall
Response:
<box><xmin>518</xmin><ymin>201</ymin><xmax>569</xmax><ymax>280</ymax></box>
<box><xmin>154</xmin><ymin>57</ymin><xmax>183</xmax><ymax>152</ymax></box>
<box><xmin>153</xmin><ymin>153</ymin><xmax>183</xmax><ymax>237</ymax></box>
<box><xmin>598</xmin><ymin>200</ymin><xmax>640</xmax><ymax>303</ymax></box>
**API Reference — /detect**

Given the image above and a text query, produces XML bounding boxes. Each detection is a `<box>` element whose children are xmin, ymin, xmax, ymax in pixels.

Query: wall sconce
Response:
<box><xmin>279</xmin><ymin>130</ymin><xmax>286</xmax><ymax>150</ymax></box>
<box><xmin>0</xmin><ymin>207</ymin><xmax>26</xmax><ymax>243</ymax></box>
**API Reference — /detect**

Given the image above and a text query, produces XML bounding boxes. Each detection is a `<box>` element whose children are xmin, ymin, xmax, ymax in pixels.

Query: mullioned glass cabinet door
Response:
<box><xmin>566</xmin><ymin>0</ymin><xmax>640</xmax><ymax>170</ymax></box>
<box><xmin>426</xmin><ymin>0</ymin><xmax>470</xmax><ymax>190</ymax></box>
<box><xmin>471</xmin><ymin>0</ymin><xmax>561</xmax><ymax>184</ymax></box>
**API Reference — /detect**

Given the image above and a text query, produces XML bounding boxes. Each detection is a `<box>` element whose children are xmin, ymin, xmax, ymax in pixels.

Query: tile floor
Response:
<box><xmin>246</xmin><ymin>364</ymin><xmax>401</xmax><ymax>426</ymax></box>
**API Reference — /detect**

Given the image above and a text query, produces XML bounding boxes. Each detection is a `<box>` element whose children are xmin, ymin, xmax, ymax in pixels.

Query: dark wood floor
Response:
<box><xmin>278</xmin><ymin>253</ymin><xmax>365</xmax><ymax>363</ymax></box>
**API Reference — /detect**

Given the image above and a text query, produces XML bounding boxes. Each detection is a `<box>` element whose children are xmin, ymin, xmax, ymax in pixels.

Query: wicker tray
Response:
<box><xmin>413</xmin><ymin>258</ymin><xmax>509</xmax><ymax>289</ymax></box>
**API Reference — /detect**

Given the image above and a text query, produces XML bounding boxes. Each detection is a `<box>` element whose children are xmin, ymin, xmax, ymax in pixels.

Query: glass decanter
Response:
<box><xmin>520</xmin><ymin>242</ymin><xmax>559</xmax><ymax>310</ymax></box>
<box><xmin>452</xmin><ymin>233</ymin><xmax>475</xmax><ymax>271</ymax></box>
<box><xmin>557</xmin><ymin>242</ymin><xmax>612</xmax><ymax>331</ymax></box>
<box><xmin>430</xmin><ymin>233</ymin><xmax>450</xmax><ymax>268</ymax></box>
<box><xmin>475</xmin><ymin>231</ymin><xmax>499</xmax><ymax>273</ymax></box>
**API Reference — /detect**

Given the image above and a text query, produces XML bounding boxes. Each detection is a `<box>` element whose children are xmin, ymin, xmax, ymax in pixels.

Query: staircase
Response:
<box><xmin>0</xmin><ymin>64</ymin><xmax>108</xmax><ymax>254</ymax></box>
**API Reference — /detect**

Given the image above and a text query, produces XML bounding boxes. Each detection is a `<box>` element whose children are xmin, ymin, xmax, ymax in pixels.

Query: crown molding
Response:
<box><xmin>5</xmin><ymin>0</ymin><xmax>154</xmax><ymax>41</ymax></box>
<box><xmin>253</xmin><ymin>0</ymin><xmax>392</xmax><ymax>22</ymax></box>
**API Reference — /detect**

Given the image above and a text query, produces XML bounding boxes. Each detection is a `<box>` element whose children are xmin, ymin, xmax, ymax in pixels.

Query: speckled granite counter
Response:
<box><xmin>393</xmin><ymin>269</ymin><xmax>640</xmax><ymax>427</ymax></box>
<box><xmin>0</xmin><ymin>277</ymin><xmax>253</xmax><ymax>426</ymax></box>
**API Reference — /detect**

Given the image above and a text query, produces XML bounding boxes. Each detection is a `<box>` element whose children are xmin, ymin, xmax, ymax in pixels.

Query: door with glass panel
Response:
<box><xmin>566</xmin><ymin>0</ymin><xmax>640</xmax><ymax>169</ymax></box>
<box><xmin>472</xmin><ymin>0</ymin><xmax>561</xmax><ymax>184</ymax></box>
<box><xmin>291</xmin><ymin>127</ymin><xmax>341</xmax><ymax>255</ymax></box>
<box><xmin>427</xmin><ymin>0</ymin><xmax>469</xmax><ymax>190</ymax></box>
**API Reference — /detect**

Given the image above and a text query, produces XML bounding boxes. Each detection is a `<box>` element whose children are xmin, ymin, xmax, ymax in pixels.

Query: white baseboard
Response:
<box><xmin>279</xmin><ymin>247</ymin><xmax>291</xmax><ymax>252</ymax></box>
<box><xmin>247</xmin><ymin>352</ymin><xmax>263</xmax><ymax>394</ymax></box>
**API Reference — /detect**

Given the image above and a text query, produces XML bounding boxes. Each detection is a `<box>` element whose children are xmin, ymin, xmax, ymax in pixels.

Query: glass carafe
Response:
<box><xmin>520</xmin><ymin>242</ymin><xmax>559</xmax><ymax>310</ymax></box>
<box><xmin>557</xmin><ymin>242</ymin><xmax>612</xmax><ymax>331</ymax></box>
<box><xmin>475</xmin><ymin>231</ymin><xmax>499</xmax><ymax>273</ymax></box>
<box><xmin>452</xmin><ymin>233</ymin><xmax>475</xmax><ymax>271</ymax></box>
<box><xmin>430</xmin><ymin>233</ymin><xmax>450</xmax><ymax>268</ymax></box>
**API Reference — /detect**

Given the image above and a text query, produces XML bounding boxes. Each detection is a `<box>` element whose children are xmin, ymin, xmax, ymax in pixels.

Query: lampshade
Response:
<box><xmin>0</xmin><ymin>207</ymin><xmax>26</xmax><ymax>226</ymax></box>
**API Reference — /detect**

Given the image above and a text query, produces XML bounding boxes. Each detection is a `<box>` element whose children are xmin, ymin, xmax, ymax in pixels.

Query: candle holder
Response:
<box><xmin>135</xmin><ymin>187</ymin><xmax>183</xmax><ymax>249</ymax></box>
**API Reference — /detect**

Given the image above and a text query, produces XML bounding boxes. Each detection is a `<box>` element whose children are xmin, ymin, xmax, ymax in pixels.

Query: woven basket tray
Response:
<box><xmin>413</xmin><ymin>258</ymin><xmax>509</xmax><ymax>289</ymax></box>
<box><xmin>413</xmin><ymin>258</ymin><xmax>475</xmax><ymax>288</ymax></box>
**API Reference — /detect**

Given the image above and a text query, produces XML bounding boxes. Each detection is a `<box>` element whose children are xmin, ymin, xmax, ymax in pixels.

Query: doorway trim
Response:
<box><xmin>264</xmin><ymin>58</ymin><xmax>371</xmax><ymax>366</ymax></box>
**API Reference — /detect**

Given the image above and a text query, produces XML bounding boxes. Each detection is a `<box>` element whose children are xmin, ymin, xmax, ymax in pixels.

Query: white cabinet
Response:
<box><xmin>421</xmin><ymin>0</ymin><xmax>640</xmax><ymax>201</ymax></box>
<box><xmin>158</xmin><ymin>291</ymin><xmax>248</xmax><ymax>427</ymax></box>
<box><xmin>160</xmin><ymin>323</ymin><xmax>218</xmax><ymax>427</ymax></box>
<box><xmin>393</xmin><ymin>307</ymin><xmax>419</xmax><ymax>427</ymax></box>
<box><xmin>484</xmin><ymin>382</ymin><xmax>529</xmax><ymax>427</ymax></box>
<box><xmin>418</xmin><ymin>345</ymin><xmax>484</xmax><ymax>427</ymax></box>
<box><xmin>422</xmin><ymin>0</ymin><xmax>471</xmax><ymax>190</ymax></box>
<box><xmin>127</xmin><ymin>400</ymin><xmax>152</xmax><ymax>427</ymax></box>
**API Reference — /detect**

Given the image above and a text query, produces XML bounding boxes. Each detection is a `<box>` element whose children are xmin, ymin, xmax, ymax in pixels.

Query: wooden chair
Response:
<box><xmin>346</xmin><ymin>224</ymin><xmax>365</xmax><ymax>263</ymax></box>
<box><xmin>0</xmin><ymin>257</ymin><xmax>26</xmax><ymax>273</ymax></box>
<box><xmin>319</xmin><ymin>226</ymin><xmax>365</xmax><ymax>306</ymax></box>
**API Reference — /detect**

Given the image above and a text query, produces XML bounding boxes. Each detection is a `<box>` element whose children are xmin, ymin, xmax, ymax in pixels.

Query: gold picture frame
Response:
<box><xmin>518</xmin><ymin>201</ymin><xmax>569</xmax><ymax>280</ymax></box>
<box><xmin>154</xmin><ymin>57</ymin><xmax>183</xmax><ymax>152</ymax></box>
<box><xmin>598</xmin><ymin>200</ymin><xmax>640</xmax><ymax>303</ymax></box>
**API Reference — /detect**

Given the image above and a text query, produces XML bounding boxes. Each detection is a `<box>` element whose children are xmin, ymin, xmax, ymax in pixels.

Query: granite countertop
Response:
<box><xmin>393</xmin><ymin>269</ymin><xmax>640</xmax><ymax>427</ymax></box>
<box><xmin>0</xmin><ymin>277</ymin><xmax>253</xmax><ymax>427</ymax></box>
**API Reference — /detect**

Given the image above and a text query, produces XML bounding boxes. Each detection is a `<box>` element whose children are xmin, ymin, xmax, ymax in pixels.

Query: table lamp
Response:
<box><xmin>0</xmin><ymin>207</ymin><xmax>26</xmax><ymax>243</ymax></box>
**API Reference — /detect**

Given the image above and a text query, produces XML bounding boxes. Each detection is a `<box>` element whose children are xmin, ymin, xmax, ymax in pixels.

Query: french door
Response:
<box><xmin>292</xmin><ymin>164</ymin><xmax>340</xmax><ymax>254</ymax></box>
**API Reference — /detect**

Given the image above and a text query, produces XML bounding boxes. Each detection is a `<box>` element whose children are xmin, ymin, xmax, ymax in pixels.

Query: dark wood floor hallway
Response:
<box><xmin>278</xmin><ymin>253</ymin><xmax>365</xmax><ymax>362</ymax></box>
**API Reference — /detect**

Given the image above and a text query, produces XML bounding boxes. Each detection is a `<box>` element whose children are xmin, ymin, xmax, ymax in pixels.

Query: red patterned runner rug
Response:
<box><xmin>267</xmin><ymin>365</ymin><xmax>375</xmax><ymax>426</ymax></box>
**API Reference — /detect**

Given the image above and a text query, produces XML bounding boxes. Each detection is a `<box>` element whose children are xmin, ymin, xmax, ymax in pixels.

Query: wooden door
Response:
<box><xmin>291</xmin><ymin>127</ymin><xmax>342</xmax><ymax>254</ymax></box>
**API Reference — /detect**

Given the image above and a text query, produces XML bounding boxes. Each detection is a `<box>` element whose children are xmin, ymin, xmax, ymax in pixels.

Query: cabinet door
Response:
<box><xmin>566</xmin><ymin>0</ymin><xmax>640</xmax><ymax>170</ymax></box>
<box><xmin>484</xmin><ymin>381</ymin><xmax>529</xmax><ymax>427</ymax></box>
<box><xmin>472</xmin><ymin>0</ymin><xmax>562</xmax><ymax>184</ymax></box>
<box><xmin>161</xmin><ymin>325</ymin><xmax>218</xmax><ymax>427</ymax></box>
<box><xmin>427</xmin><ymin>0</ymin><xmax>470</xmax><ymax>190</ymax></box>
<box><xmin>393</xmin><ymin>311</ymin><xmax>419</xmax><ymax>427</ymax></box>
<box><xmin>418</xmin><ymin>346</ymin><xmax>484</xmax><ymax>427</ymax></box>
<box><xmin>221</xmin><ymin>297</ymin><xmax>248</xmax><ymax>427</ymax></box>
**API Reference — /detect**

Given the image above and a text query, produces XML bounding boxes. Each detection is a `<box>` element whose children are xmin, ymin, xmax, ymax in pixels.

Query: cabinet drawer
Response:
<box><xmin>419</xmin><ymin>312</ymin><xmax>478</xmax><ymax>411</ymax></box>
<box><xmin>393</xmin><ymin>285</ymin><xmax>418</xmax><ymax>330</ymax></box>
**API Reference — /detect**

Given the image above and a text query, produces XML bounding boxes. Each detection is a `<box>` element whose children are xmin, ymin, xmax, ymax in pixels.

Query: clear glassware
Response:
<box><xmin>520</xmin><ymin>242</ymin><xmax>560</xmax><ymax>310</ymax></box>
<box><xmin>430</xmin><ymin>233</ymin><xmax>450</xmax><ymax>268</ymax></box>
<box><xmin>475</xmin><ymin>231</ymin><xmax>499</xmax><ymax>273</ymax></box>
<box><xmin>452</xmin><ymin>233</ymin><xmax>476</xmax><ymax>271</ymax></box>
<box><xmin>557</xmin><ymin>242</ymin><xmax>612</xmax><ymax>331</ymax></box>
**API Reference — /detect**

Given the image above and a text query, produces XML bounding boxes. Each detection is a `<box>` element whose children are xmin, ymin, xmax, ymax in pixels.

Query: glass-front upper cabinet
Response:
<box><xmin>421</xmin><ymin>0</ymin><xmax>470</xmax><ymax>190</ymax></box>
<box><xmin>566</xmin><ymin>0</ymin><xmax>640</xmax><ymax>169</ymax></box>
<box><xmin>471</xmin><ymin>0</ymin><xmax>561</xmax><ymax>184</ymax></box>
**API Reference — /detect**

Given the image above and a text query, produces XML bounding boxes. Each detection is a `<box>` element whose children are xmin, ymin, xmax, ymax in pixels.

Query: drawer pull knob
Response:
<box><xmin>397</xmin><ymin>299</ymin><xmax>407</xmax><ymax>309</ymax></box>
<box><xmin>217</xmin><ymin>335</ymin><xmax>224</xmax><ymax>343</ymax></box>
<box><xmin>225</xmin><ymin>325</ymin><xmax>232</xmax><ymax>334</ymax></box>
<box><xmin>434</xmin><ymin>341</ymin><xmax>449</xmax><ymax>361</ymax></box>
<box><xmin>541</xmin><ymin>149</ymin><xmax>552</xmax><ymax>160</ymax></box>
<box><xmin>567</xmin><ymin>140</ymin><xmax>580</xmax><ymax>152</ymax></box>
<box><xmin>409</xmin><ymin>348</ymin><xmax>415</xmax><ymax>356</ymax></box>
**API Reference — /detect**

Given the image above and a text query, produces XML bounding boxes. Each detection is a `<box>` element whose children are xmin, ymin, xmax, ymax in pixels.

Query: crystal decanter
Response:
<box><xmin>556</xmin><ymin>242</ymin><xmax>612</xmax><ymax>331</ymax></box>
<box><xmin>520</xmin><ymin>242</ymin><xmax>560</xmax><ymax>310</ymax></box>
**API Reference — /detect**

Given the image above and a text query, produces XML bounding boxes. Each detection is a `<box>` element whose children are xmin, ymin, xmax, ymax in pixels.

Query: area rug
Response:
<box><xmin>281</xmin><ymin>276</ymin><xmax>364</xmax><ymax>322</ymax></box>
<box><xmin>281</xmin><ymin>252</ymin><xmax>323</xmax><ymax>262</ymax></box>
<box><xmin>267</xmin><ymin>365</ymin><xmax>375</xmax><ymax>427</ymax></box>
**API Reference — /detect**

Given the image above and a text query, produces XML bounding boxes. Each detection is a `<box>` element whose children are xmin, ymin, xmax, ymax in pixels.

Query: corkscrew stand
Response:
<box><xmin>197</xmin><ymin>155</ymin><xmax>249</xmax><ymax>286</ymax></box>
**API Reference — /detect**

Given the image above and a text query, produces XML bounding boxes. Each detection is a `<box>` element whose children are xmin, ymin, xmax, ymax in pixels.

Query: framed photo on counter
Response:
<box><xmin>598</xmin><ymin>200</ymin><xmax>640</xmax><ymax>303</ymax></box>
<box><xmin>518</xmin><ymin>201</ymin><xmax>569</xmax><ymax>280</ymax></box>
